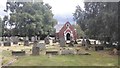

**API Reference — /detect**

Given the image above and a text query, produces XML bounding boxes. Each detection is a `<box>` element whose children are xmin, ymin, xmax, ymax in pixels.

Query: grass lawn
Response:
<box><xmin>11</xmin><ymin>51</ymin><xmax>118</xmax><ymax>66</ymax></box>
<box><xmin>1</xmin><ymin>44</ymin><xmax>118</xmax><ymax>66</ymax></box>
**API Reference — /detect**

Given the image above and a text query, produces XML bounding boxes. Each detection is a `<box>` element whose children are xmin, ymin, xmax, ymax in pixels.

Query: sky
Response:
<box><xmin>43</xmin><ymin>0</ymin><xmax>85</xmax><ymax>24</ymax></box>
<box><xmin>0</xmin><ymin>0</ymin><xmax>85</xmax><ymax>24</ymax></box>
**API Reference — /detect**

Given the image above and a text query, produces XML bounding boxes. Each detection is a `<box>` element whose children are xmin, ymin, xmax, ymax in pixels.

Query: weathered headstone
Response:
<box><xmin>53</xmin><ymin>39</ymin><xmax>56</xmax><ymax>43</ymax></box>
<box><xmin>12</xmin><ymin>50</ymin><xmax>25</xmax><ymax>56</ymax></box>
<box><xmin>77</xmin><ymin>51</ymin><xmax>91</xmax><ymax>55</ymax></box>
<box><xmin>4</xmin><ymin>37</ymin><xmax>11</xmax><ymax>46</ymax></box>
<box><xmin>24</xmin><ymin>40</ymin><xmax>29</xmax><ymax>46</ymax></box>
<box><xmin>24</xmin><ymin>37</ymin><xmax>29</xmax><ymax>46</ymax></box>
<box><xmin>32</xmin><ymin>47</ymin><xmax>40</xmax><ymax>55</ymax></box>
<box><xmin>95</xmin><ymin>45</ymin><xmax>104</xmax><ymax>51</ymax></box>
<box><xmin>11</xmin><ymin>36</ymin><xmax>18</xmax><ymax>44</ymax></box>
<box><xmin>74</xmin><ymin>40</ymin><xmax>78</xmax><ymax>44</ymax></box>
<box><xmin>4</xmin><ymin>41</ymin><xmax>11</xmax><ymax>46</ymax></box>
<box><xmin>31</xmin><ymin>37</ymin><xmax>35</xmax><ymax>42</ymax></box>
<box><xmin>61</xmin><ymin>49</ymin><xmax>75</xmax><ymax>55</ymax></box>
<box><xmin>36</xmin><ymin>43</ymin><xmax>46</xmax><ymax>50</ymax></box>
<box><xmin>34</xmin><ymin>36</ymin><xmax>38</xmax><ymax>42</ymax></box>
<box><xmin>59</xmin><ymin>37</ymin><xmax>65</xmax><ymax>47</ymax></box>
<box><xmin>46</xmin><ymin>50</ymin><xmax>58</xmax><ymax>55</ymax></box>
<box><xmin>69</xmin><ymin>40</ymin><xmax>74</xmax><ymax>47</ymax></box>
<box><xmin>44</xmin><ymin>37</ymin><xmax>50</xmax><ymax>44</ymax></box>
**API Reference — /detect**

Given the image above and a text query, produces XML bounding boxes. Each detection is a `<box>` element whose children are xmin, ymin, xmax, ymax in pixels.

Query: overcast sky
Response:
<box><xmin>0</xmin><ymin>0</ymin><xmax>85</xmax><ymax>24</ymax></box>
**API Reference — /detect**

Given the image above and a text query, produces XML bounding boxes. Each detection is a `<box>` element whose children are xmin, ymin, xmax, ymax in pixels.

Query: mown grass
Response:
<box><xmin>11</xmin><ymin>51</ymin><xmax>118</xmax><ymax>66</ymax></box>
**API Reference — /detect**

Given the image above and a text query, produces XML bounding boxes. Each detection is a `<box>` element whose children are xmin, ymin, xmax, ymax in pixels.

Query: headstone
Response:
<box><xmin>12</xmin><ymin>51</ymin><xmax>25</xmax><ymax>56</ymax></box>
<box><xmin>49</xmin><ymin>40</ymin><xmax>53</xmax><ymax>45</ymax></box>
<box><xmin>31</xmin><ymin>36</ymin><xmax>38</xmax><ymax>42</ymax></box>
<box><xmin>61</xmin><ymin>49</ymin><xmax>75</xmax><ymax>55</ymax></box>
<box><xmin>95</xmin><ymin>45</ymin><xmax>104</xmax><ymax>51</ymax></box>
<box><xmin>36</xmin><ymin>43</ymin><xmax>46</xmax><ymax>50</ymax></box>
<box><xmin>44</xmin><ymin>37</ymin><xmax>50</xmax><ymax>44</ymax></box>
<box><xmin>11</xmin><ymin>36</ymin><xmax>18</xmax><ymax>44</ymax></box>
<box><xmin>59</xmin><ymin>37</ymin><xmax>65</xmax><ymax>47</ymax></box>
<box><xmin>113</xmin><ymin>48</ymin><xmax>118</xmax><ymax>55</ymax></box>
<box><xmin>31</xmin><ymin>37</ymin><xmax>35</xmax><ymax>42</ymax></box>
<box><xmin>46</xmin><ymin>50</ymin><xmax>58</xmax><ymax>55</ymax></box>
<box><xmin>69</xmin><ymin>40</ymin><xmax>74</xmax><ymax>47</ymax></box>
<box><xmin>74</xmin><ymin>40</ymin><xmax>78</xmax><ymax>44</ymax></box>
<box><xmin>34</xmin><ymin>36</ymin><xmax>38</xmax><ymax>42</ymax></box>
<box><xmin>53</xmin><ymin>39</ymin><xmax>56</xmax><ymax>43</ymax></box>
<box><xmin>82</xmin><ymin>39</ymin><xmax>86</xmax><ymax>46</ymax></box>
<box><xmin>32</xmin><ymin>47</ymin><xmax>40</xmax><ymax>55</ymax></box>
<box><xmin>38</xmin><ymin>36</ymin><xmax>40</xmax><ymax>41</ymax></box>
<box><xmin>77</xmin><ymin>51</ymin><xmax>91</xmax><ymax>55</ymax></box>
<box><xmin>24</xmin><ymin>36</ymin><xmax>29</xmax><ymax>46</ymax></box>
<box><xmin>24</xmin><ymin>40</ymin><xmax>29</xmax><ymax>46</ymax></box>
<box><xmin>4</xmin><ymin>41</ymin><xmax>11</xmax><ymax>46</ymax></box>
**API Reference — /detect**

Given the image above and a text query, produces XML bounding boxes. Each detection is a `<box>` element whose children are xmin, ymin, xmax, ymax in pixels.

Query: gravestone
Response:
<box><xmin>46</xmin><ymin>50</ymin><xmax>58</xmax><ymax>55</ymax></box>
<box><xmin>32</xmin><ymin>47</ymin><xmax>40</xmax><ymax>55</ymax></box>
<box><xmin>69</xmin><ymin>40</ymin><xmax>74</xmax><ymax>47</ymax></box>
<box><xmin>34</xmin><ymin>36</ymin><xmax>38</xmax><ymax>42</ymax></box>
<box><xmin>61</xmin><ymin>49</ymin><xmax>75</xmax><ymax>55</ymax></box>
<box><xmin>4</xmin><ymin>37</ymin><xmax>11</xmax><ymax>46</ymax></box>
<box><xmin>44</xmin><ymin>37</ymin><xmax>50</xmax><ymax>44</ymax></box>
<box><xmin>38</xmin><ymin>36</ymin><xmax>40</xmax><ymax>41</ymax></box>
<box><xmin>74</xmin><ymin>40</ymin><xmax>78</xmax><ymax>44</ymax></box>
<box><xmin>11</xmin><ymin>36</ymin><xmax>18</xmax><ymax>44</ymax></box>
<box><xmin>12</xmin><ymin>50</ymin><xmax>25</xmax><ymax>56</ymax></box>
<box><xmin>95</xmin><ymin>45</ymin><xmax>104</xmax><ymax>51</ymax></box>
<box><xmin>53</xmin><ymin>39</ymin><xmax>56</xmax><ymax>43</ymax></box>
<box><xmin>31</xmin><ymin>36</ymin><xmax>38</xmax><ymax>42</ymax></box>
<box><xmin>4</xmin><ymin>41</ymin><xmax>11</xmax><ymax>46</ymax></box>
<box><xmin>24</xmin><ymin>40</ymin><xmax>29</xmax><ymax>46</ymax></box>
<box><xmin>36</xmin><ymin>43</ymin><xmax>46</xmax><ymax>50</ymax></box>
<box><xmin>59</xmin><ymin>37</ymin><xmax>65</xmax><ymax>47</ymax></box>
<box><xmin>0</xmin><ymin>42</ymin><xmax>1</xmax><ymax>46</ymax></box>
<box><xmin>24</xmin><ymin>37</ymin><xmax>29</xmax><ymax>46</ymax></box>
<box><xmin>31</xmin><ymin>37</ymin><xmax>35</xmax><ymax>42</ymax></box>
<box><xmin>77</xmin><ymin>51</ymin><xmax>91</xmax><ymax>55</ymax></box>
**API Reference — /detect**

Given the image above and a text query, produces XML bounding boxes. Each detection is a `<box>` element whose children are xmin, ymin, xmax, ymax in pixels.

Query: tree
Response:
<box><xmin>0</xmin><ymin>18</ymin><xmax>2</xmax><ymax>37</ymax></box>
<box><xmin>3</xmin><ymin>1</ymin><xmax>57</xmax><ymax>39</ymax></box>
<box><xmin>73</xmin><ymin>2</ymin><xmax>118</xmax><ymax>46</ymax></box>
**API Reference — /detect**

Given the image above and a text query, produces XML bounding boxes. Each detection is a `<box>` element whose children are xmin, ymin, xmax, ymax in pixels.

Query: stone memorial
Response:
<box><xmin>69</xmin><ymin>40</ymin><xmax>74</xmax><ymax>47</ymax></box>
<box><xmin>74</xmin><ymin>40</ymin><xmax>78</xmax><ymax>44</ymax></box>
<box><xmin>53</xmin><ymin>39</ymin><xmax>56</xmax><ymax>43</ymax></box>
<box><xmin>12</xmin><ymin>50</ymin><xmax>25</xmax><ymax>56</ymax></box>
<box><xmin>24</xmin><ymin>37</ymin><xmax>29</xmax><ymax>46</ymax></box>
<box><xmin>31</xmin><ymin>37</ymin><xmax>35</xmax><ymax>42</ymax></box>
<box><xmin>11</xmin><ymin>36</ymin><xmax>18</xmax><ymax>44</ymax></box>
<box><xmin>36</xmin><ymin>43</ymin><xmax>46</xmax><ymax>50</ymax></box>
<box><xmin>46</xmin><ymin>50</ymin><xmax>59</xmax><ymax>55</ymax></box>
<box><xmin>4</xmin><ymin>41</ymin><xmax>11</xmax><ymax>46</ymax></box>
<box><xmin>78</xmin><ymin>52</ymin><xmax>91</xmax><ymax>55</ymax></box>
<box><xmin>34</xmin><ymin>36</ymin><xmax>38</xmax><ymax>42</ymax></box>
<box><xmin>61</xmin><ymin>49</ymin><xmax>75</xmax><ymax>55</ymax></box>
<box><xmin>44</xmin><ymin>37</ymin><xmax>50</xmax><ymax>44</ymax></box>
<box><xmin>59</xmin><ymin>37</ymin><xmax>65</xmax><ymax>47</ymax></box>
<box><xmin>94</xmin><ymin>45</ymin><xmax>104</xmax><ymax>51</ymax></box>
<box><xmin>32</xmin><ymin>47</ymin><xmax>40</xmax><ymax>55</ymax></box>
<box><xmin>24</xmin><ymin>40</ymin><xmax>29</xmax><ymax>46</ymax></box>
<box><xmin>4</xmin><ymin>37</ymin><xmax>11</xmax><ymax>46</ymax></box>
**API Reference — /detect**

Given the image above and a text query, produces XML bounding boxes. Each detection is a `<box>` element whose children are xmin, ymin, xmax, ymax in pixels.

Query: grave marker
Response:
<box><xmin>44</xmin><ymin>37</ymin><xmax>50</xmax><ymax>44</ymax></box>
<box><xmin>61</xmin><ymin>49</ymin><xmax>75</xmax><ymax>55</ymax></box>
<box><xmin>24</xmin><ymin>37</ymin><xmax>29</xmax><ymax>46</ymax></box>
<box><xmin>59</xmin><ymin>37</ymin><xmax>65</xmax><ymax>47</ymax></box>
<box><xmin>32</xmin><ymin>47</ymin><xmax>40</xmax><ymax>55</ymax></box>
<box><xmin>11</xmin><ymin>36</ymin><xmax>18</xmax><ymax>44</ymax></box>
<box><xmin>12</xmin><ymin>50</ymin><xmax>25</xmax><ymax>56</ymax></box>
<box><xmin>36</xmin><ymin>43</ymin><xmax>46</xmax><ymax>50</ymax></box>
